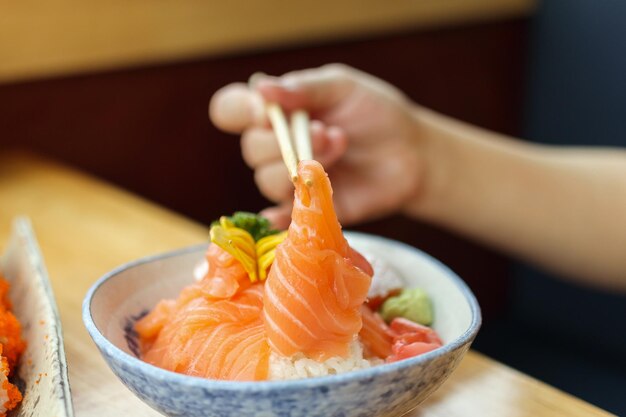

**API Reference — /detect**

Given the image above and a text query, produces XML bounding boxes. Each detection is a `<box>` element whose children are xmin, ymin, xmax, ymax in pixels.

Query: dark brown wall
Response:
<box><xmin>0</xmin><ymin>18</ymin><xmax>529</xmax><ymax>320</ymax></box>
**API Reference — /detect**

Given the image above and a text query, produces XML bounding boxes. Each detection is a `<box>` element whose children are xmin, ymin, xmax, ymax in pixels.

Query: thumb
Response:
<box><xmin>254</xmin><ymin>64</ymin><xmax>355</xmax><ymax>113</ymax></box>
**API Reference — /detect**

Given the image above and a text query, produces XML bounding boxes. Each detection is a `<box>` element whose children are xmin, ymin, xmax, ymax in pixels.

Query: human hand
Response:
<box><xmin>209</xmin><ymin>64</ymin><xmax>425</xmax><ymax>228</ymax></box>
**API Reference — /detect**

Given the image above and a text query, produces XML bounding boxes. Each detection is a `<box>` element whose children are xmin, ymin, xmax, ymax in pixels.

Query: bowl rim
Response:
<box><xmin>82</xmin><ymin>231</ymin><xmax>481</xmax><ymax>392</ymax></box>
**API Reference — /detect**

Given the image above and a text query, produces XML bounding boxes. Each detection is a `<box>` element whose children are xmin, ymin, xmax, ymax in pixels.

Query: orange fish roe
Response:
<box><xmin>1</xmin><ymin>345</ymin><xmax>22</xmax><ymax>417</ymax></box>
<box><xmin>0</xmin><ymin>275</ymin><xmax>24</xmax><ymax>416</ymax></box>
<box><xmin>0</xmin><ymin>280</ymin><xmax>11</xmax><ymax>311</ymax></box>
<box><xmin>0</xmin><ymin>310</ymin><xmax>26</xmax><ymax>371</ymax></box>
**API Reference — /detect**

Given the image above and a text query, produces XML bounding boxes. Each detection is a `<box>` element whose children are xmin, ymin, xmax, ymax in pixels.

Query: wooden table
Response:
<box><xmin>0</xmin><ymin>152</ymin><xmax>614</xmax><ymax>417</ymax></box>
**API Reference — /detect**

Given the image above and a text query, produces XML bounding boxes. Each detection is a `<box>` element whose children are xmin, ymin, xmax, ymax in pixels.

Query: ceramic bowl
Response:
<box><xmin>83</xmin><ymin>232</ymin><xmax>480</xmax><ymax>417</ymax></box>
<box><xmin>1</xmin><ymin>217</ymin><xmax>74</xmax><ymax>417</ymax></box>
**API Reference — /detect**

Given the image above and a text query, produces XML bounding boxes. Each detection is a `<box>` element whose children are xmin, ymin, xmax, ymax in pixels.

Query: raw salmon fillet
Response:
<box><xmin>263</xmin><ymin>160</ymin><xmax>373</xmax><ymax>360</ymax></box>
<box><xmin>136</xmin><ymin>246</ymin><xmax>270</xmax><ymax>381</ymax></box>
<box><xmin>359</xmin><ymin>305</ymin><xmax>394</xmax><ymax>359</ymax></box>
<box><xmin>359</xmin><ymin>305</ymin><xmax>443</xmax><ymax>362</ymax></box>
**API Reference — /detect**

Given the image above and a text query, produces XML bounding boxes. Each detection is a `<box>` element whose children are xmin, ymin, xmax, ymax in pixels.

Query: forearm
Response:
<box><xmin>406</xmin><ymin>106</ymin><xmax>626</xmax><ymax>291</ymax></box>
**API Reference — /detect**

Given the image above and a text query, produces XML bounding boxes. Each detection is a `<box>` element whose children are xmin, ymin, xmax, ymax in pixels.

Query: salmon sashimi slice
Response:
<box><xmin>386</xmin><ymin>318</ymin><xmax>443</xmax><ymax>363</ymax></box>
<box><xmin>136</xmin><ymin>245</ymin><xmax>270</xmax><ymax>380</ymax></box>
<box><xmin>359</xmin><ymin>305</ymin><xmax>443</xmax><ymax>362</ymax></box>
<box><xmin>139</xmin><ymin>284</ymin><xmax>270</xmax><ymax>381</ymax></box>
<box><xmin>136</xmin><ymin>244</ymin><xmax>251</xmax><ymax>346</ymax></box>
<box><xmin>134</xmin><ymin>299</ymin><xmax>176</xmax><ymax>354</ymax></box>
<box><xmin>359</xmin><ymin>305</ymin><xmax>394</xmax><ymax>359</ymax></box>
<box><xmin>197</xmin><ymin>243</ymin><xmax>252</xmax><ymax>300</ymax></box>
<box><xmin>263</xmin><ymin>160</ymin><xmax>373</xmax><ymax>360</ymax></box>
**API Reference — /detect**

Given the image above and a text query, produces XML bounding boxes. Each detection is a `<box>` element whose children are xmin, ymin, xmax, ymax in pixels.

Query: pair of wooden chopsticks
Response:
<box><xmin>266</xmin><ymin>103</ymin><xmax>313</xmax><ymax>183</ymax></box>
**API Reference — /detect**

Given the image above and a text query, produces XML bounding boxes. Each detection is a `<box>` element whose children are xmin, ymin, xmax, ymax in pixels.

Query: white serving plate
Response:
<box><xmin>1</xmin><ymin>217</ymin><xmax>74</xmax><ymax>417</ymax></box>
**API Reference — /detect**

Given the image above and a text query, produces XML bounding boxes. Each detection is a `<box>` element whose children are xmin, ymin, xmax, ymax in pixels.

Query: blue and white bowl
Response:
<box><xmin>83</xmin><ymin>232</ymin><xmax>481</xmax><ymax>417</ymax></box>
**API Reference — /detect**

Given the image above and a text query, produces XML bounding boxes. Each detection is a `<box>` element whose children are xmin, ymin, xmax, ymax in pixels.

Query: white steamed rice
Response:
<box><xmin>363</xmin><ymin>251</ymin><xmax>405</xmax><ymax>299</ymax></box>
<box><xmin>268</xmin><ymin>340</ymin><xmax>383</xmax><ymax>380</ymax></box>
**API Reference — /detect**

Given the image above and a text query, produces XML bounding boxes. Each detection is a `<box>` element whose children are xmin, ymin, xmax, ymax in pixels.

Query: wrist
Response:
<box><xmin>401</xmin><ymin>105</ymin><xmax>541</xmax><ymax>228</ymax></box>
<box><xmin>401</xmin><ymin>105</ymin><xmax>459</xmax><ymax>222</ymax></box>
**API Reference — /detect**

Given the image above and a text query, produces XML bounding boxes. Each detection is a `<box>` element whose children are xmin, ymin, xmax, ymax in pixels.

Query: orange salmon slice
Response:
<box><xmin>263</xmin><ymin>160</ymin><xmax>373</xmax><ymax>360</ymax></box>
<box><xmin>136</xmin><ymin>246</ymin><xmax>269</xmax><ymax>381</ymax></box>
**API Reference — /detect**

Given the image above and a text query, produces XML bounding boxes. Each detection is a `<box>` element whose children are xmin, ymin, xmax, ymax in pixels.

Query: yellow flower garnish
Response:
<box><xmin>210</xmin><ymin>216</ymin><xmax>287</xmax><ymax>282</ymax></box>
<box><xmin>256</xmin><ymin>232</ymin><xmax>287</xmax><ymax>281</ymax></box>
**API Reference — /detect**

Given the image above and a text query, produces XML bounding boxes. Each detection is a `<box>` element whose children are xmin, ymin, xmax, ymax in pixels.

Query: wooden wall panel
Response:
<box><xmin>0</xmin><ymin>0</ymin><xmax>534</xmax><ymax>83</ymax></box>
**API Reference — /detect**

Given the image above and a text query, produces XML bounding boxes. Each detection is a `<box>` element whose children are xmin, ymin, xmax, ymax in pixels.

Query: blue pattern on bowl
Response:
<box><xmin>83</xmin><ymin>232</ymin><xmax>481</xmax><ymax>417</ymax></box>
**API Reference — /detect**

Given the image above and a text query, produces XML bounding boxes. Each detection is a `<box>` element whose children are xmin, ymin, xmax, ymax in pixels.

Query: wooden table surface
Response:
<box><xmin>0</xmin><ymin>152</ymin><xmax>614</xmax><ymax>417</ymax></box>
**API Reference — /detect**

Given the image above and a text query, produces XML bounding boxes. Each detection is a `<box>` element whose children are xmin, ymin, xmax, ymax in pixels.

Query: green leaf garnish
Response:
<box><xmin>211</xmin><ymin>212</ymin><xmax>279</xmax><ymax>242</ymax></box>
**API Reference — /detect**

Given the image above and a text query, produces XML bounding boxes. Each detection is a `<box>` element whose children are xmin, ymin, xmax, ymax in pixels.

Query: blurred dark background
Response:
<box><xmin>1</xmin><ymin>0</ymin><xmax>624</xmax><ymax>414</ymax></box>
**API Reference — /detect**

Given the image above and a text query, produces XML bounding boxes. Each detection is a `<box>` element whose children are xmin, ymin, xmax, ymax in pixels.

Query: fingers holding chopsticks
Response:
<box><xmin>211</xmin><ymin>64</ymin><xmax>356</xmax><ymax>134</ymax></box>
<box><xmin>209</xmin><ymin>83</ymin><xmax>267</xmax><ymax>133</ymax></box>
<box><xmin>210</xmin><ymin>71</ymin><xmax>350</xmax><ymax>213</ymax></box>
<box><xmin>240</xmin><ymin>121</ymin><xmax>347</xmax><ymax>171</ymax></box>
<box><xmin>254</xmin><ymin>162</ymin><xmax>294</xmax><ymax>203</ymax></box>
<box><xmin>253</xmin><ymin>65</ymin><xmax>354</xmax><ymax>112</ymax></box>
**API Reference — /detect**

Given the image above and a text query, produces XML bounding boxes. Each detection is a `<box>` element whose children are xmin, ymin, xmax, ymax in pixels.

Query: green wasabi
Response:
<box><xmin>380</xmin><ymin>288</ymin><xmax>433</xmax><ymax>326</ymax></box>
